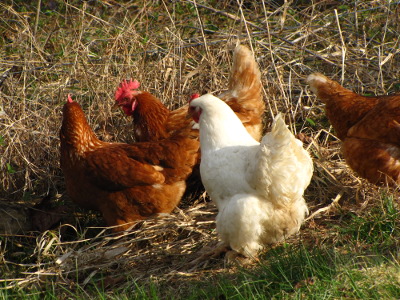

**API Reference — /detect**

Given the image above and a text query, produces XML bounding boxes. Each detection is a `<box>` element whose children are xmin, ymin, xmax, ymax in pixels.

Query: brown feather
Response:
<box><xmin>118</xmin><ymin>45</ymin><xmax>265</xmax><ymax>143</ymax></box>
<box><xmin>114</xmin><ymin>45</ymin><xmax>264</xmax><ymax>193</ymax></box>
<box><xmin>308</xmin><ymin>72</ymin><xmax>400</xmax><ymax>185</ymax></box>
<box><xmin>60</xmin><ymin>99</ymin><xmax>199</xmax><ymax>231</ymax></box>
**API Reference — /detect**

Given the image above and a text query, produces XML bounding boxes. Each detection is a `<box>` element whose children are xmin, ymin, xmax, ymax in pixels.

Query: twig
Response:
<box><xmin>0</xmin><ymin>67</ymin><xmax>15</xmax><ymax>88</ymax></box>
<box><xmin>185</xmin><ymin>0</ymin><xmax>241</xmax><ymax>21</ymax></box>
<box><xmin>191</xmin><ymin>0</ymin><xmax>212</xmax><ymax>60</ymax></box>
<box><xmin>306</xmin><ymin>190</ymin><xmax>344</xmax><ymax>221</ymax></box>
<box><xmin>34</xmin><ymin>0</ymin><xmax>41</xmax><ymax>36</ymax></box>
<box><xmin>334</xmin><ymin>9</ymin><xmax>346</xmax><ymax>84</ymax></box>
<box><xmin>236</xmin><ymin>0</ymin><xmax>254</xmax><ymax>53</ymax></box>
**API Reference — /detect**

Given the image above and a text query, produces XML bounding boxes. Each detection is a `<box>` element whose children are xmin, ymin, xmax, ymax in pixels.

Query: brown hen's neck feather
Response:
<box><xmin>131</xmin><ymin>91</ymin><xmax>170</xmax><ymax>141</ymax></box>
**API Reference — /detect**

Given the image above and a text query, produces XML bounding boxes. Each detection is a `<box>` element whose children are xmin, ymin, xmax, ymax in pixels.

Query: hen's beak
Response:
<box><xmin>113</xmin><ymin>98</ymin><xmax>130</xmax><ymax>110</ymax></box>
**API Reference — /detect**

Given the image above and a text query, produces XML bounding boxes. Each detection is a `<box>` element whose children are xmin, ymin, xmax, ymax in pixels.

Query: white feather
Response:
<box><xmin>190</xmin><ymin>94</ymin><xmax>313</xmax><ymax>256</ymax></box>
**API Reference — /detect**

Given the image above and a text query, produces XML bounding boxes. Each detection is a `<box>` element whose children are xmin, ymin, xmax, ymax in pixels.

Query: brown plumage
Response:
<box><xmin>60</xmin><ymin>95</ymin><xmax>199</xmax><ymax>231</ymax></box>
<box><xmin>114</xmin><ymin>44</ymin><xmax>265</xmax><ymax>143</ymax></box>
<box><xmin>307</xmin><ymin>72</ymin><xmax>400</xmax><ymax>185</ymax></box>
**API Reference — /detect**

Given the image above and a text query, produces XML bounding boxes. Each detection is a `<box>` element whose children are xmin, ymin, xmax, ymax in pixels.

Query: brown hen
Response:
<box><xmin>60</xmin><ymin>95</ymin><xmax>199</xmax><ymax>231</ymax></box>
<box><xmin>307</xmin><ymin>72</ymin><xmax>400</xmax><ymax>185</ymax></box>
<box><xmin>114</xmin><ymin>44</ymin><xmax>265</xmax><ymax>143</ymax></box>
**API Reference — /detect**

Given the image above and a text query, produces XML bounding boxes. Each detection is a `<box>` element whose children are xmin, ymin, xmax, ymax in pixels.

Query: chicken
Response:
<box><xmin>307</xmin><ymin>72</ymin><xmax>400</xmax><ymax>185</ymax></box>
<box><xmin>114</xmin><ymin>44</ymin><xmax>265</xmax><ymax>143</ymax></box>
<box><xmin>60</xmin><ymin>95</ymin><xmax>199</xmax><ymax>232</ymax></box>
<box><xmin>188</xmin><ymin>94</ymin><xmax>313</xmax><ymax>259</ymax></box>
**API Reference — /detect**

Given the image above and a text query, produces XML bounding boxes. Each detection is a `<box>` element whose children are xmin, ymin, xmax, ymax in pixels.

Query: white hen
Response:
<box><xmin>189</xmin><ymin>94</ymin><xmax>313</xmax><ymax>258</ymax></box>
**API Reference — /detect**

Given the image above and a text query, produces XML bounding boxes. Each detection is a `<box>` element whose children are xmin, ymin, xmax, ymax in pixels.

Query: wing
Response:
<box><xmin>111</xmin><ymin>134</ymin><xmax>199</xmax><ymax>183</ymax></box>
<box><xmin>347</xmin><ymin>95</ymin><xmax>400</xmax><ymax>145</ymax></box>
<box><xmin>85</xmin><ymin>145</ymin><xmax>165</xmax><ymax>191</ymax></box>
<box><xmin>343</xmin><ymin>137</ymin><xmax>400</xmax><ymax>185</ymax></box>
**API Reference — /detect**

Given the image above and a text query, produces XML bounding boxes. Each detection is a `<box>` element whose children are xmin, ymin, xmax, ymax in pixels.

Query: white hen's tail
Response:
<box><xmin>248</xmin><ymin>114</ymin><xmax>313</xmax><ymax>207</ymax></box>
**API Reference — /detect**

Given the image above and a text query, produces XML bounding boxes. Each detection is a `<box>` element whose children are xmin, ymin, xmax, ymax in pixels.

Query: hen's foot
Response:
<box><xmin>189</xmin><ymin>242</ymin><xmax>230</xmax><ymax>268</ymax></box>
<box><xmin>224</xmin><ymin>249</ymin><xmax>254</xmax><ymax>265</ymax></box>
<box><xmin>189</xmin><ymin>242</ymin><xmax>255</xmax><ymax>269</ymax></box>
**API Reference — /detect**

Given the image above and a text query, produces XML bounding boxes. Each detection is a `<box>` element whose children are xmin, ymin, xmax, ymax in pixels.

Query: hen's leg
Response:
<box><xmin>189</xmin><ymin>241</ymin><xmax>230</xmax><ymax>267</ymax></box>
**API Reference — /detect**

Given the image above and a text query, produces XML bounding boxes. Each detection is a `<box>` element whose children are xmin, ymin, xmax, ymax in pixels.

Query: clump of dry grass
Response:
<box><xmin>1</xmin><ymin>0</ymin><xmax>400</xmax><ymax>293</ymax></box>
<box><xmin>1</xmin><ymin>202</ymin><xmax>219</xmax><ymax>290</ymax></box>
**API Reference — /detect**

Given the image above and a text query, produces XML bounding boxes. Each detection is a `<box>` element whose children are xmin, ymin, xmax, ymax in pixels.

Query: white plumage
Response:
<box><xmin>189</xmin><ymin>94</ymin><xmax>313</xmax><ymax>257</ymax></box>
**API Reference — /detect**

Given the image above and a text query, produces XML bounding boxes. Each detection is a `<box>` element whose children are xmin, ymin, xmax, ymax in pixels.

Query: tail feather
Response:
<box><xmin>307</xmin><ymin>73</ymin><xmax>354</xmax><ymax>100</ymax></box>
<box><xmin>248</xmin><ymin>114</ymin><xmax>313</xmax><ymax>206</ymax></box>
<box><xmin>307</xmin><ymin>72</ymin><xmax>380</xmax><ymax>140</ymax></box>
<box><xmin>224</xmin><ymin>45</ymin><xmax>262</xmax><ymax>101</ymax></box>
<box><xmin>220</xmin><ymin>45</ymin><xmax>263</xmax><ymax>107</ymax></box>
<box><xmin>219</xmin><ymin>45</ymin><xmax>265</xmax><ymax>141</ymax></box>
<box><xmin>266</xmin><ymin>113</ymin><xmax>292</xmax><ymax>145</ymax></box>
<box><xmin>307</xmin><ymin>72</ymin><xmax>332</xmax><ymax>97</ymax></box>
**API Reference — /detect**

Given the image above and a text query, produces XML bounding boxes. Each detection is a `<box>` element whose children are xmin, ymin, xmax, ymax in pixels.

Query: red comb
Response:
<box><xmin>189</xmin><ymin>93</ymin><xmax>200</xmax><ymax>103</ymax></box>
<box><xmin>67</xmin><ymin>94</ymin><xmax>74</xmax><ymax>103</ymax></box>
<box><xmin>115</xmin><ymin>79</ymin><xmax>140</xmax><ymax>100</ymax></box>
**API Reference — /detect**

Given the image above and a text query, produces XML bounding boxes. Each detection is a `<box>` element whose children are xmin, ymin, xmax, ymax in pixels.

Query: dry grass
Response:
<box><xmin>1</xmin><ymin>0</ymin><xmax>400</xmax><ymax>295</ymax></box>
